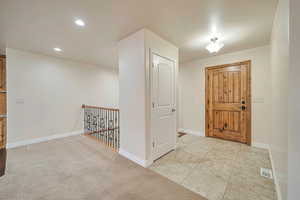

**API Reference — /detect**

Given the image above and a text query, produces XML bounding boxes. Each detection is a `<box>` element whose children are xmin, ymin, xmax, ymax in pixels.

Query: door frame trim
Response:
<box><xmin>205</xmin><ymin>60</ymin><xmax>252</xmax><ymax>145</ymax></box>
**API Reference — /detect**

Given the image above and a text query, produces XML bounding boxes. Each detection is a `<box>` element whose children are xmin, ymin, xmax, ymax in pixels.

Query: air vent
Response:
<box><xmin>260</xmin><ymin>168</ymin><xmax>273</xmax><ymax>179</ymax></box>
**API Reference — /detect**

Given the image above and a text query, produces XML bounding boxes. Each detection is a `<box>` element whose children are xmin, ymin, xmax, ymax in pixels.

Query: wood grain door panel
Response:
<box><xmin>0</xmin><ymin>57</ymin><xmax>6</xmax><ymax>91</ymax></box>
<box><xmin>206</xmin><ymin>61</ymin><xmax>251</xmax><ymax>144</ymax></box>
<box><xmin>0</xmin><ymin>118</ymin><xmax>6</xmax><ymax>149</ymax></box>
<box><xmin>0</xmin><ymin>56</ymin><xmax>6</xmax><ymax>149</ymax></box>
<box><xmin>0</xmin><ymin>55</ymin><xmax>6</xmax><ymax>176</ymax></box>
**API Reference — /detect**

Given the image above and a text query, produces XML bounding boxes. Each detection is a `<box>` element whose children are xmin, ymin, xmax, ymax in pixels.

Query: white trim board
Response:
<box><xmin>252</xmin><ymin>142</ymin><xmax>270</xmax><ymax>150</ymax></box>
<box><xmin>177</xmin><ymin>128</ymin><xmax>205</xmax><ymax>137</ymax></box>
<box><xmin>251</xmin><ymin>143</ymin><xmax>282</xmax><ymax>200</ymax></box>
<box><xmin>269</xmin><ymin>149</ymin><xmax>282</xmax><ymax>200</ymax></box>
<box><xmin>6</xmin><ymin>130</ymin><xmax>84</xmax><ymax>149</ymax></box>
<box><xmin>119</xmin><ymin>148</ymin><xmax>153</xmax><ymax>168</ymax></box>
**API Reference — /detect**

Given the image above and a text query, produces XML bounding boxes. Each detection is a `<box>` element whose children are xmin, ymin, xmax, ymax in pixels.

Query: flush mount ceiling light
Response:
<box><xmin>53</xmin><ymin>47</ymin><xmax>62</xmax><ymax>52</ymax></box>
<box><xmin>206</xmin><ymin>37</ymin><xmax>224</xmax><ymax>53</ymax></box>
<box><xmin>74</xmin><ymin>19</ymin><xmax>85</xmax><ymax>27</ymax></box>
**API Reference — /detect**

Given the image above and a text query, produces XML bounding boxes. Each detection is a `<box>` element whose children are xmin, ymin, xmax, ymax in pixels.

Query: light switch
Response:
<box><xmin>16</xmin><ymin>98</ymin><xmax>24</xmax><ymax>104</ymax></box>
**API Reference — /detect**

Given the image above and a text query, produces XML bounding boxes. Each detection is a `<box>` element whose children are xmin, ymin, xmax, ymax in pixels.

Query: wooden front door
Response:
<box><xmin>0</xmin><ymin>55</ymin><xmax>6</xmax><ymax>176</ymax></box>
<box><xmin>205</xmin><ymin>61</ymin><xmax>251</xmax><ymax>144</ymax></box>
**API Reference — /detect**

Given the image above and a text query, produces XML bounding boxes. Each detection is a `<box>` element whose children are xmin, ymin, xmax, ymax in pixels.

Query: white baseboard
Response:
<box><xmin>269</xmin><ymin>148</ymin><xmax>282</xmax><ymax>200</ymax></box>
<box><xmin>178</xmin><ymin>128</ymin><xmax>205</xmax><ymax>137</ymax></box>
<box><xmin>119</xmin><ymin>148</ymin><xmax>152</xmax><ymax>168</ymax></box>
<box><xmin>249</xmin><ymin>142</ymin><xmax>282</xmax><ymax>200</ymax></box>
<box><xmin>7</xmin><ymin>130</ymin><xmax>84</xmax><ymax>149</ymax></box>
<box><xmin>252</xmin><ymin>142</ymin><xmax>270</xmax><ymax>150</ymax></box>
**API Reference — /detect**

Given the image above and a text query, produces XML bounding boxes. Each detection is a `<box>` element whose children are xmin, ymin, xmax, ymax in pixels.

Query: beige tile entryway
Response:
<box><xmin>150</xmin><ymin>134</ymin><xmax>277</xmax><ymax>200</ymax></box>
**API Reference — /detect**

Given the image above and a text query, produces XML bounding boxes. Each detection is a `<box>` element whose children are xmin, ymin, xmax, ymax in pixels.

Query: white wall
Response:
<box><xmin>270</xmin><ymin>0</ymin><xmax>289</xmax><ymax>199</ymax></box>
<box><xmin>7</xmin><ymin>48</ymin><xmax>119</xmax><ymax>144</ymax></box>
<box><xmin>118</xmin><ymin>30</ymin><xmax>147</xmax><ymax>162</ymax></box>
<box><xmin>289</xmin><ymin>0</ymin><xmax>299</xmax><ymax>199</ymax></box>
<box><xmin>179</xmin><ymin>46</ymin><xmax>272</xmax><ymax>146</ymax></box>
<box><xmin>118</xmin><ymin>29</ymin><xmax>178</xmax><ymax>166</ymax></box>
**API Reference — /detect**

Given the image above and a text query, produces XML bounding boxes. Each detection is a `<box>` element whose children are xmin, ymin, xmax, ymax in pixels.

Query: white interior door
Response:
<box><xmin>151</xmin><ymin>53</ymin><xmax>176</xmax><ymax>161</ymax></box>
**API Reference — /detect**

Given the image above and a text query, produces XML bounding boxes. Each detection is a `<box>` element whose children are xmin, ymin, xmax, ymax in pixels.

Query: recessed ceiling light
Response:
<box><xmin>75</xmin><ymin>19</ymin><xmax>85</xmax><ymax>27</ymax></box>
<box><xmin>53</xmin><ymin>47</ymin><xmax>62</xmax><ymax>52</ymax></box>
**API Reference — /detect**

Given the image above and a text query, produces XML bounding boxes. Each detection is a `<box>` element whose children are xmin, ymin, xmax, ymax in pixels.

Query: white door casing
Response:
<box><xmin>151</xmin><ymin>53</ymin><xmax>176</xmax><ymax>161</ymax></box>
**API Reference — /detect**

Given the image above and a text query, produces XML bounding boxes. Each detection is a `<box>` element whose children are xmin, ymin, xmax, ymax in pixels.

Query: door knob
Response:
<box><xmin>240</xmin><ymin>105</ymin><xmax>246</xmax><ymax>111</ymax></box>
<box><xmin>171</xmin><ymin>108</ymin><xmax>176</xmax><ymax>112</ymax></box>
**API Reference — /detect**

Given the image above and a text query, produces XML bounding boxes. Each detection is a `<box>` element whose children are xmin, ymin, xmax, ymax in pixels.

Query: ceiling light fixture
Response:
<box><xmin>53</xmin><ymin>47</ymin><xmax>62</xmax><ymax>52</ymax></box>
<box><xmin>206</xmin><ymin>37</ymin><xmax>224</xmax><ymax>53</ymax></box>
<box><xmin>74</xmin><ymin>19</ymin><xmax>85</xmax><ymax>27</ymax></box>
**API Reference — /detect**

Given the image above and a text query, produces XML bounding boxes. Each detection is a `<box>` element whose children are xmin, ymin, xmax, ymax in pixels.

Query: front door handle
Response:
<box><xmin>240</xmin><ymin>105</ymin><xmax>246</xmax><ymax>111</ymax></box>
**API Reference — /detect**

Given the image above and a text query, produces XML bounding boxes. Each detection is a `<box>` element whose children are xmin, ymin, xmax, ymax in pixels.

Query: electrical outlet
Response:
<box><xmin>260</xmin><ymin>168</ymin><xmax>273</xmax><ymax>179</ymax></box>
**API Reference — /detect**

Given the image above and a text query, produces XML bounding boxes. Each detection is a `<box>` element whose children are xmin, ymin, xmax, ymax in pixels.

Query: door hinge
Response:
<box><xmin>152</xmin><ymin>102</ymin><xmax>155</xmax><ymax>108</ymax></box>
<box><xmin>152</xmin><ymin>141</ymin><xmax>155</xmax><ymax>148</ymax></box>
<box><xmin>208</xmin><ymin>124</ymin><xmax>210</xmax><ymax>129</ymax></box>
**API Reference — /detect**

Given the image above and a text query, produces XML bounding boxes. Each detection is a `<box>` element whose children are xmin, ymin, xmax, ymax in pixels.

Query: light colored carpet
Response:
<box><xmin>0</xmin><ymin>135</ymin><xmax>206</xmax><ymax>200</ymax></box>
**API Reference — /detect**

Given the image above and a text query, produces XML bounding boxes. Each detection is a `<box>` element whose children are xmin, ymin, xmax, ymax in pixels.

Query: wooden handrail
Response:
<box><xmin>84</xmin><ymin>127</ymin><xmax>119</xmax><ymax>135</ymax></box>
<box><xmin>82</xmin><ymin>104</ymin><xmax>119</xmax><ymax>111</ymax></box>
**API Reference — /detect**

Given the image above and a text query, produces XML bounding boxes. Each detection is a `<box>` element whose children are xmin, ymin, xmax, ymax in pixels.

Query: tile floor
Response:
<box><xmin>150</xmin><ymin>134</ymin><xmax>277</xmax><ymax>200</ymax></box>
<box><xmin>0</xmin><ymin>135</ymin><xmax>206</xmax><ymax>200</ymax></box>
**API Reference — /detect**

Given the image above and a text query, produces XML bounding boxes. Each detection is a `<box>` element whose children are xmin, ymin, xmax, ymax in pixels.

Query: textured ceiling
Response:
<box><xmin>0</xmin><ymin>0</ymin><xmax>278</xmax><ymax>67</ymax></box>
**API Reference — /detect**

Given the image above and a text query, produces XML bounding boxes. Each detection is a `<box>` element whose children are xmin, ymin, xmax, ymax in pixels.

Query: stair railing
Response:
<box><xmin>82</xmin><ymin>104</ymin><xmax>120</xmax><ymax>151</ymax></box>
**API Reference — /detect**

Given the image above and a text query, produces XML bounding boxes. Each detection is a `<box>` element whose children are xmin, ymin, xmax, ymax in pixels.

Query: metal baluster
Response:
<box><xmin>109</xmin><ymin>109</ymin><xmax>111</xmax><ymax>147</ymax></box>
<box><xmin>118</xmin><ymin>110</ymin><xmax>120</xmax><ymax>150</ymax></box>
<box><xmin>97</xmin><ymin>108</ymin><xmax>99</xmax><ymax>139</ymax></box>
<box><xmin>112</xmin><ymin>110</ymin><xmax>114</xmax><ymax>148</ymax></box>
<box><xmin>115</xmin><ymin>110</ymin><xmax>117</xmax><ymax>150</ymax></box>
<box><xmin>106</xmin><ymin>109</ymin><xmax>108</xmax><ymax>146</ymax></box>
<box><xmin>103</xmin><ymin>109</ymin><xmax>105</xmax><ymax>144</ymax></box>
<box><xmin>93</xmin><ymin>108</ymin><xmax>96</xmax><ymax>138</ymax></box>
<box><xmin>92</xmin><ymin>108</ymin><xmax>94</xmax><ymax>134</ymax></box>
<box><xmin>100</xmin><ymin>108</ymin><xmax>102</xmax><ymax>142</ymax></box>
<box><xmin>114</xmin><ymin>110</ymin><xmax>116</xmax><ymax>149</ymax></box>
<box><xmin>108</xmin><ymin>109</ymin><xmax>110</xmax><ymax>146</ymax></box>
<box><xmin>117</xmin><ymin>110</ymin><xmax>119</xmax><ymax>150</ymax></box>
<box><xmin>111</xmin><ymin>110</ymin><xmax>113</xmax><ymax>149</ymax></box>
<box><xmin>93</xmin><ymin>108</ymin><xmax>95</xmax><ymax>137</ymax></box>
<box><xmin>83</xmin><ymin>107</ymin><xmax>86</xmax><ymax>134</ymax></box>
<box><xmin>98</xmin><ymin>108</ymin><xmax>101</xmax><ymax>140</ymax></box>
<box><xmin>113</xmin><ymin>110</ymin><xmax>115</xmax><ymax>149</ymax></box>
<box><xmin>95</xmin><ymin>108</ymin><xmax>97</xmax><ymax>139</ymax></box>
<box><xmin>107</xmin><ymin>109</ymin><xmax>109</xmax><ymax>147</ymax></box>
<box><xmin>102</xmin><ymin>108</ymin><xmax>104</xmax><ymax>142</ymax></box>
<box><xmin>108</xmin><ymin>109</ymin><xmax>110</xmax><ymax>147</ymax></box>
<box><xmin>87</xmin><ymin>108</ymin><xmax>90</xmax><ymax>133</ymax></box>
